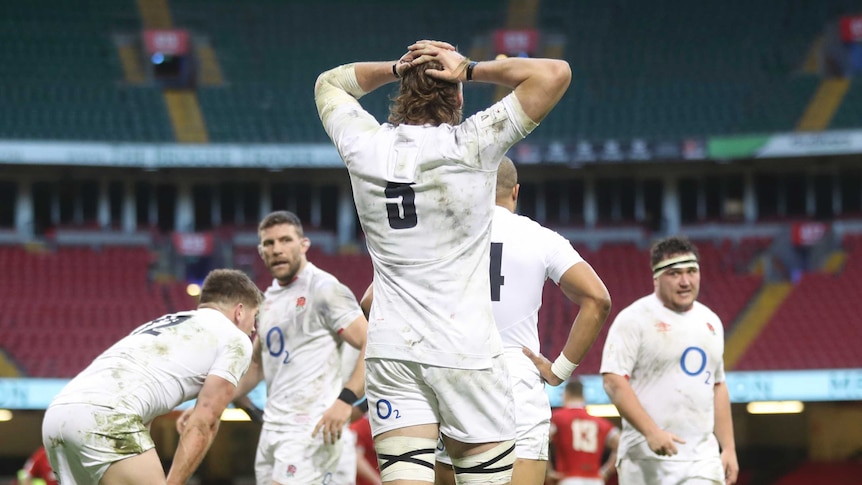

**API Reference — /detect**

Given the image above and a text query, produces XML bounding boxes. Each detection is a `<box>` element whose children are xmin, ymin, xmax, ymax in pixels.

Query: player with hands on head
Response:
<box><xmin>316</xmin><ymin>39</ymin><xmax>570</xmax><ymax>485</ymax></box>
<box><xmin>600</xmin><ymin>236</ymin><xmax>739</xmax><ymax>484</ymax></box>
<box><xmin>43</xmin><ymin>269</ymin><xmax>261</xmax><ymax>485</ymax></box>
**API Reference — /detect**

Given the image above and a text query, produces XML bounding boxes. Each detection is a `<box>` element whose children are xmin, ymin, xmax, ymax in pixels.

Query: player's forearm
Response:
<box><xmin>560</xmin><ymin>296</ymin><xmax>611</xmax><ymax>365</ymax></box>
<box><xmin>344</xmin><ymin>344</ymin><xmax>367</xmax><ymax>397</ymax></box>
<box><xmin>558</xmin><ymin>263</ymin><xmax>611</xmax><ymax>365</ymax></box>
<box><xmin>603</xmin><ymin>375</ymin><xmax>661</xmax><ymax>438</ymax></box>
<box><xmin>601</xmin><ymin>451</ymin><xmax>617</xmax><ymax>478</ymax></box>
<box><xmin>469</xmin><ymin>57</ymin><xmax>565</xmax><ymax>90</ymax></box>
<box><xmin>470</xmin><ymin>57</ymin><xmax>571</xmax><ymax>121</ymax></box>
<box><xmin>713</xmin><ymin>383</ymin><xmax>736</xmax><ymax>452</ymax></box>
<box><xmin>166</xmin><ymin>421</ymin><xmax>218</xmax><ymax>485</ymax></box>
<box><xmin>353</xmin><ymin>61</ymin><xmax>402</xmax><ymax>94</ymax></box>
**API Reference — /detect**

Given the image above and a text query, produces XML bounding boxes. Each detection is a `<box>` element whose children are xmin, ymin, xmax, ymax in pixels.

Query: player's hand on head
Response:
<box><xmin>410</xmin><ymin>40</ymin><xmax>457</xmax><ymax>51</ymax></box>
<box><xmin>646</xmin><ymin>429</ymin><xmax>685</xmax><ymax>457</ymax></box>
<box><xmin>721</xmin><ymin>448</ymin><xmax>739</xmax><ymax>484</ymax></box>
<box><xmin>521</xmin><ymin>347</ymin><xmax>564</xmax><ymax>386</ymax></box>
<box><xmin>312</xmin><ymin>399</ymin><xmax>352</xmax><ymax>445</ymax></box>
<box><xmin>407</xmin><ymin>42</ymin><xmax>468</xmax><ymax>83</ymax></box>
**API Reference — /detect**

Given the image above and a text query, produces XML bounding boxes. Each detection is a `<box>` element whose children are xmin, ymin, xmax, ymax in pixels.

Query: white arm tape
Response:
<box><xmin>551</xmin><ymin>353</ymin><xmax>579</xmax><ymax>381</ymax></box>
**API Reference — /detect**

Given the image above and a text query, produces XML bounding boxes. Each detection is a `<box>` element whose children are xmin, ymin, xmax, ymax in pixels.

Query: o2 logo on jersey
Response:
<box><xmin>375</xmin><ymin>399</ymin><xmax>402</xmax><ymax>420</ymax></box>
<box><xmin>265</xmin><ymin>327</ymin><xmax>291</xmax><ymax>364</ymax></box>
<box><xmin>680</xmin><ymin>346</ymin><xmax>711</xmax><ymax>384</ymax></box>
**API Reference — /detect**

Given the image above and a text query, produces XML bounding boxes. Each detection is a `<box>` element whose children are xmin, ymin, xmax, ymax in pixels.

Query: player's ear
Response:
<box><xmin>512</xmin><ymin>183</ymin><xmax>520</xmax><ymax>203</ymax></box>
<box><xmin>234</xmin><ymin>302</ymin><xmax>245</xmax><ymax>325</ymax></box>
<box><xmin>301</xmin><ymin>237</ymin><xmax>311</xmax><ymax>252</ymax></box>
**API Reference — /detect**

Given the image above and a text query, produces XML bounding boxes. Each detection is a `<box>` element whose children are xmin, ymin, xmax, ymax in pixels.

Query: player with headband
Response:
<box><xmin>600</xmin><ymin>236</ymin><xmax>738</xmax><ymax>484</ymax></box>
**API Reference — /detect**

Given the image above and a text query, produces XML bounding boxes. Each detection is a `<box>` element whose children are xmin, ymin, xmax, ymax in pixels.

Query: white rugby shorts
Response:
<box><xmin>559</xmin><ymin>477</ymin><xmax>604</xmax><ymax>485</ymax></box>
<box><xmin>436</xmin><ymin>356</ymin><xmax>549</xmax><ymax>464</ymax></box>
<box><xmin>255</xmin><ymin>426</ymin><xmax>343</xmax><ymax>485</ymax></box>
<box><xmin>332</xmin><ymin>426</ymin><xmax>358</xmax><ymax>485</ymax></box>
<box><xmin>617</xmin><ymin>457</ymin><xmax>724</xmax><ymax>485</ymax></box>
<box><xmin>42</xmin><ymin>403</ymin><xmax>155</xmax><ymax>485</ymax></box>
<box><xmin>365</xmin><ymin>356</ymin><xmax>515</xmax><ymax>445</ymax></box>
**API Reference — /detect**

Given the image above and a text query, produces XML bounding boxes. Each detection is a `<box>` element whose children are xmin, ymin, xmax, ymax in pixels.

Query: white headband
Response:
<box><xmin>652</xmin><ymin>253</ymin><xmax>699</xmax><ymax>279</ymax></box>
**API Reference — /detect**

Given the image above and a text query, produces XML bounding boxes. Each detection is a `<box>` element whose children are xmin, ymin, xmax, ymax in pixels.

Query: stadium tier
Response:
<box><xmin>8</xmin><ymin>231</ymin><xmax>862</xmax><ymax>377</ymax></box>
<box><xmin>537</xmin><ymin>0</ymin><xmax>861</xmax><ymax>140</ymax></box>
<box><xmin>0</xmin><ymin>236</ymin><xmax>775</xmax><ymax>378</ymax></box>
<box><xmin>170</xmin><ymin>0</ymin><xmax>502</xmax><ymax>143</ymax></box>
<box><xmin>0</xmin><ymin>0</ymin><xmax>857</xmax><ymax>142</ymax></box>
<box><xmin>0</xmin><ymin>0</ymin><xmax>173</xmax><ymax>141</ymax></box>
<box><xmin>0</xmin><ymin>246</ymin><xmax>165</xmax><ymax>377</ymax></box>
<box><xmin>735</xmin><ymin>234</ymin><xmax>862</xmax><ymax>370</ymax></box>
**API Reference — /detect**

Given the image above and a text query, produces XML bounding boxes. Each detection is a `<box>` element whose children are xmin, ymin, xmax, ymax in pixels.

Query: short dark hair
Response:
<box><xmin>565</xmin><ymin>379</ymin><xmax>584</xmax><ymax>399</ymax></box>
<box><xmin>199</xmin><ymin>269</ymin><xmax>263</xmax><ymax>308</ymax></box>
<box><xmin>650</xmin><ymin>236</ymin><xmax>699</xmax><ymax>269</ymax></box>
<box><xmin>258</xmin><ymin>210</ymin><xmax>304</xmax><ymax>236</ymax></box>
<box><xmin>388</xmin><ymin>61</ymin><xmax>462</xmax><ymax>127</ymax></box>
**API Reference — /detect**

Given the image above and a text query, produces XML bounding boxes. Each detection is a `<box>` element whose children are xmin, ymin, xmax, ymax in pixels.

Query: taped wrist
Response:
<box><xmin>551</xmin><ymin>353</ymin><xmax>579</xmax><ymax>381</ymax></box>
<box><xmin>322</xmin><ymin>63</ymin><xmax>368</xmax><ymax>99</ymax></box>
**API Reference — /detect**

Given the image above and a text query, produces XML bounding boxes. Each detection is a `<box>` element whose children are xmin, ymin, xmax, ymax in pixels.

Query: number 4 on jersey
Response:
<box><xmin>490</xmin><ymin>242</ymin><xmax>505</xmax><ymax>301</ymax></box>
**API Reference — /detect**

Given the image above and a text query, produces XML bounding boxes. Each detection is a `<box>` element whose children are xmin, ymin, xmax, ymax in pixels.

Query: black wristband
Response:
<box><xmin>338</xmin><ymin>387</ymin><xmax>359</xmax><ymax>405</ymax></box>
<box><xmin>466</xmin><ymin>61</ymin><xmax>478</xmax><ymax>81</ymax></box>
<box><xmin>392</xmin><ymin>63</ymin><xmax>400</xmax><ymax>79</ymax></box>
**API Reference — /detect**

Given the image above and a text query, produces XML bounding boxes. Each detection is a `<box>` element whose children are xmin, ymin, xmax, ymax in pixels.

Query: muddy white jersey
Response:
<box><xmin>258</xmin><ymin>262</ymin><xmax>363</xmax><ymax>430</ymax></box>
<box><xmin>318</xmin><ymin>75</ymin><xmax>537</xmax><ymax>369</ymax></box>
<box><xmin>600</xmin><ymin>294</ymin><xmax>725</xmax><ymax>462</ymax></box>
<box><xmin>50</xmin><ymin>308</ymin><xmax>252</xmax><ymax>424</ymax></box>
<box><xmin>491</xmin><ymin>206</ymin><xmax>584</xmax><ymax>367</ymax></box>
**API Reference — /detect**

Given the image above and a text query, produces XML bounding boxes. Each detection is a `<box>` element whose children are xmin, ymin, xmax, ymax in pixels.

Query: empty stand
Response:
<box><xmin>170</xmin><ymin>0</ymin><xmax>503</xmax><ymax>143</ymax></box>
<box><xmin>735</xmin><ymin>234</ymin><xmax>862</xmax><ymax>370</ymax></box>
<box><xmin>0</xmin><ymin>0</ymin><xmax>174</xmax><ymax>141</ymax></box>
<box><xmin>537</xmin><ymin>0</ymin><xmax>852</xmax><ymax>141</ymax></box>
<box><xmin>0</xmin><ymin>246</ymin><xmax>167</xmax><ymax>377</ymax></box>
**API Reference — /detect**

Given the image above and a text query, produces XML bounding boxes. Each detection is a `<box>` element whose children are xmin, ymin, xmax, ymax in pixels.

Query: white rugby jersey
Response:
<box><xmin>600</xmin><ymin>294</ymin><xmax>725</xmax><ymax>462</ymax></box>
<box><xmin>258</xmin><ymin>262</ymin><xmax>363</xmax><ymax>430</ymax></box>
<box><xmin>490</xmin><ymin>206</ymin><xmax>583</xmax><ymax>368</ymax></box>
<box><xmin>317</xmin><ymin>67</ymin><xmax>537</xmax><ymax>369</ymax></box>
<box><xmin>51</xmin><ymin>308</ymin><xmax>252</xmax><ymax>424</ymax></box>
